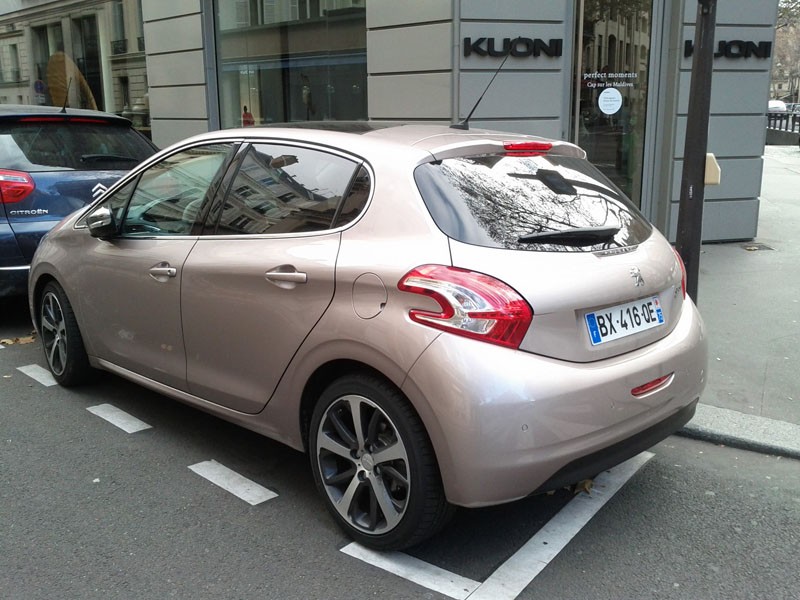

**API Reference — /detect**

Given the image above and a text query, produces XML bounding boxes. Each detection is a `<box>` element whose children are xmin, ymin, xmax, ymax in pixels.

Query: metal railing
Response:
<box><xmin>0</xmin><ymin>69</ymin><xmax>21</xmax><ymax>82</ymax></box>
<box><xmin>111</xmin><ymin>39</ymin><xmax>128</xmax><ymax>55</ymax></box>
<box><xmin>767</xmin><ymin>112</ymin><xmax>800</xmax><ymax>132</ymax></box>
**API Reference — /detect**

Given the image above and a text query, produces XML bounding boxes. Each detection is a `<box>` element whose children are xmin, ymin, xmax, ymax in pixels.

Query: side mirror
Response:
<box><xmin>86</xmin><ymin>205</ymin><xmax>118</xmax><ymax>239</ymax></box>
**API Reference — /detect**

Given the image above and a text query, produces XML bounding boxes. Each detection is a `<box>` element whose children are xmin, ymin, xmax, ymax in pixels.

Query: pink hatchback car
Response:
<box><xmin>29</xmin><ymin>123</ymin><xmax>707</xmax><ymax>550</ymax></box>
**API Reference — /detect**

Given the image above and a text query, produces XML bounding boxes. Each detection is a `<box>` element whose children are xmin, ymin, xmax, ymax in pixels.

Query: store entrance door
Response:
<box><xmin>574</xmin><ymin>1</ymin><xmax>654</xmax><ymax>207</ymax></box>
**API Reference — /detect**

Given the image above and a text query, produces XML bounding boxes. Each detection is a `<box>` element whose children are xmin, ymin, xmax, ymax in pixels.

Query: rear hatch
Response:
<box><xmin>414</xmin><ymin>144</ymin><xmax>685</xmax><ymax>362</ymax></box>
<box><xmin>5</xmin><ymin>170</ymin><xmax>126</xmax><ymax>260</ymax></box>
<box><xmin>0</xmin><ymin>114</ymin><xmax>156</xmax><ymax>260</ymax></box>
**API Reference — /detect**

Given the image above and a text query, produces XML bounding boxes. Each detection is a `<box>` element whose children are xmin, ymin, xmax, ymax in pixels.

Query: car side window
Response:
<box><xmin>106</xmin><ymin>177</ymin><xmax>137</xmax><ymax>223</ymax></box>
<box><xmin>332</xmin><ymin>166</ymin><xmax>371</xmax><ymax>228</ymax></box>
<box><xmin>215</xmin><ymin>143</ymin><xmax>359</xmax><ymax>235</ymax></box>
<box><xmin>120</xmin><ymin>144</ymin><xmax>233</xmax><ymax>237</ymax></box>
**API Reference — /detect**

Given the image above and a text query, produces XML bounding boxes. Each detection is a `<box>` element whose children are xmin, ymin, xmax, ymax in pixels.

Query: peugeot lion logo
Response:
<box><xmin>630</xmin><ymin>266</ymin><xmax>645</xmax><ymax>287</ymax></box>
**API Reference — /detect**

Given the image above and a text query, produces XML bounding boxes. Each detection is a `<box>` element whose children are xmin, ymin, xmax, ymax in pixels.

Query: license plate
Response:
<box><xmin>585</xmin><ymin>296</ymin><xmax>664</xmax><ymax>346</ymax></box>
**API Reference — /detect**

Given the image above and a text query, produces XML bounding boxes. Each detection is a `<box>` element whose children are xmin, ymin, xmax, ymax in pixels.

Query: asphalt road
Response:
<box><xmin>2</xmin><ymin>296</ymin><xmax>798</xmax><ymax>600</ymax></box>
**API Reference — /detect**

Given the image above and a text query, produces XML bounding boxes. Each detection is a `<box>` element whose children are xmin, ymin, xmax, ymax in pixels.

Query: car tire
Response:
<box><xmin>39</xmin><ymin>281</ymin><xmax>92</xmax><ymax>386</ymax></box>
<box><xmin>309</xmin><ymin>374</ymin><xmax>452</xmax><ymax>550</ymax></box>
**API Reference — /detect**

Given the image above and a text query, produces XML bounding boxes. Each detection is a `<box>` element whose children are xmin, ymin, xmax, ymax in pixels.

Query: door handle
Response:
<box><xmin>265</xmin><ymin>266</ymin><xmax>308</xmax><ymax>289</ymax></box>
<box><xmin>265</xmin><ymin>269</ymin><xmax>307</xmax><ymax>284</ymax></box>
<box><xmin>149</xmin><ymin>265</ymin><xmax>177</xmax><ymax>279</ymax></box>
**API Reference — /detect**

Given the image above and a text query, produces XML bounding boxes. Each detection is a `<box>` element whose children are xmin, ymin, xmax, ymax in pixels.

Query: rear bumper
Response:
<box><xmin>531</xmin><ymin>399</ymin><xmax>697</xmax><ymax>494</ymax></box>
<box><xmin>402</xmin><ymin>300</ymin><xmax>707</xmax><ymax>507</ymax></box>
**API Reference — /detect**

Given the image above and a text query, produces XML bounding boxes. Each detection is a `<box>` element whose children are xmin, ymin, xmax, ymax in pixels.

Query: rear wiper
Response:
<box><xmin>80</xmin><ymin>154</ymin><xmax>139</xmax><ymax>163</ymax></box>
<box><xmin>517</xmin><ymin>226</ymin><xmax>620</xmax><ymax>245</ymax></box>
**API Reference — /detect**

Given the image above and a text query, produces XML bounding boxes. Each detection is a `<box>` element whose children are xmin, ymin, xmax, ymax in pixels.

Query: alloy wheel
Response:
<box><xmin>315</xmin><ymin>394</ymin><xmax>411</xmax><ymax>535</ymax></box>
<box><xmin>40</xmin><ymin>290</ymin><xmax>69</xmax><ymax>377</ymax></box>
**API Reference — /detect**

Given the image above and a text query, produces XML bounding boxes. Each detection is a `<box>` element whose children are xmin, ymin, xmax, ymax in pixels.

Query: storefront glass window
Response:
<box><xmin>213</xmin><ymin>0</ymin><xmax>367</xmax><ymax>129</ymax></box>
<box><xmin>28</xmin><ymin>1</ymin><xmax>150</xmax><ymax>137</ymax></box>
<box><xmin>575</xmin><ymin>0</ymin><xmax>653</xmax><ymax>207</ymax></box>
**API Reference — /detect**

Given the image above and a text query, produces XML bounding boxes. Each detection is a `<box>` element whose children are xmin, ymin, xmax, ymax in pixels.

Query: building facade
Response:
<box><xmin>0</xmin><ymin>0</ymin><xmax>780</xmax><ymax>241</ymax></box>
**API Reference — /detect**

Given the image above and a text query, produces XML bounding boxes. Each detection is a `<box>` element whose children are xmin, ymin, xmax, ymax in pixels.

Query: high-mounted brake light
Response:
<box><xmin>672</xmin><ymin>247</ymin><xmax>687</xmax><ymax>299</ymax></box>
<box><xmin>398</xmin><ymin>265</ymin><xmax>533</xmax><ymax>349</ymax></box>
<box><xmin>0</xmin><ymin>170</ymin><xmax>35</xmax><ymax>204</ymax></box>
<box><xmin>503</xmin><ymin>141</ymin><xmax>552</xmax><ymax>157</ymax></box>
<box><xmin>18</xmin><ymin>116</ymin><xmax>108</xmax><ymax>124</ymax></box>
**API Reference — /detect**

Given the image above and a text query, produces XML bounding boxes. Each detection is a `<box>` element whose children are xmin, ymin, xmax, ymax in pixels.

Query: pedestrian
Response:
<box><xmin>242</xmin><ymin>105</ymin><xmax>255</xmax><ymax>126</ymax></box>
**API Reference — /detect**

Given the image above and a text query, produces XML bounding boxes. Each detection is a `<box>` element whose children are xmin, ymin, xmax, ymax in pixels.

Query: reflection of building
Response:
<box><xmin>579</xmin><ymin>8</ymin><xmax>653</xmax><ymax>205</ymax></box>
<box><xmin>216</xmin><ymin>0</ymin><xmax>367</xmax><ymax>129</ymax></box>
<box><xmin>0</xmin><ymin>0</ymin><xmax>780</xmax><ymax>242</ymax></box>
<box><xmin>226</xmin><ymin>163</ymin><xmax>340</xmax><ymax>235</ymax></box>
<box><xmin>0</xmin><ymin>0</ymin><xmax>148</xmax><ymax>135</ymax></box>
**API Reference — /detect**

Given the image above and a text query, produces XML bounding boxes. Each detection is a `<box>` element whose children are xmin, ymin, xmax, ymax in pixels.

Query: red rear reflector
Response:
<box><xmin>0</xmin><ymin>170</ymin><xmax>35</xmax><ymax>204</ymax></box>
<box><xmin>503</xmin><ymin>141</ymin><xmax>553</xmax><ymax>156</ymax></box>
<box><xmin>631</xmin><ymin>373</ymin><xmax>673</xmax><ymax>397</ymax></box>
<box><xmin>398</xmin><ymin>265</ymin><xmax>533</xmax><ymax>349</ymax></box>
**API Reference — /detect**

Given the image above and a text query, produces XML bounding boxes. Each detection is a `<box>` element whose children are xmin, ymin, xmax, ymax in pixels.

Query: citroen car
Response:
<box><xmin>28</xmin><ymin>123</ymin><xmax>707</xmax><ymax>550</ymax></box>
<box><xmin>0</xmin><ymin>104</ymin><xmax>156</xmax><ymax>296</ymax></box>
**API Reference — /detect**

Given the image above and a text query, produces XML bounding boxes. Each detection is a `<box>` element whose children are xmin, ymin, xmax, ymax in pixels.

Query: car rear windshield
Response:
<box><xmin>0</xmin><ymin>120</ymin><xmax>155</xmax><ymax>172</ymax></box>
<box><xmin>414</xmin><ymin>153</ymin><xmax>652</xmax><ymax>252</ymax></box>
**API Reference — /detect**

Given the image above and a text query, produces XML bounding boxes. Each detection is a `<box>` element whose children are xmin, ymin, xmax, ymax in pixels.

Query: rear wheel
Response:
<box><xmin>39</xmin><ymin>281</ymin><xmax>91</xmax><ymax>386</ymax></box>
<box><xmin>309</xmin><ymin>374</ymin><xmax>452</xmax><ymax>550</ymax></box>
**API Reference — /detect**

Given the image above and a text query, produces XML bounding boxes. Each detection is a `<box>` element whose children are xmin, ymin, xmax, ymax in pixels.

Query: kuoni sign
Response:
<box><xmin>684</xmin><ymin>40</ymin><xmax>772</xmax><ymax>59</ymax></box>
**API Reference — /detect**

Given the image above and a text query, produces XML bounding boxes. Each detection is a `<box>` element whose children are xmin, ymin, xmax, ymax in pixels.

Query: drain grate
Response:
<box><xmin>741</xmin><ymin>242</ymin><xmax>775</xmax><ymax>251</ymax></box>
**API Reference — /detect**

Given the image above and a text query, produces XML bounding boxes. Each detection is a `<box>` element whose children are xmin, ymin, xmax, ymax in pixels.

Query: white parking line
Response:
<box><xmin>188</xmin><ymin>460</ymin><xmax>278</xmax><ymax>506</ymax></box>
<box><xmin>17</xmin><ymin>364</ymin><xmax>57</xmax><ymax>387</ymax></box>
<box><xmin>86</xmin><ymin>404</ymin><xmax>152</xmax><ymax>433</ymax></box>
<box><xmin>342</xmin><ymin>451</ymin><xmax>654</xmax><ymax>600</ymax></box>
<box><xmin>468</xmin><ymin>451</ymin><xmax>654</xmax><ymax>599</ymax></box>
<box><xmin>341</xmin><ymin>543</ymin><xmax>481</xmax><ymax>600</ymax></box>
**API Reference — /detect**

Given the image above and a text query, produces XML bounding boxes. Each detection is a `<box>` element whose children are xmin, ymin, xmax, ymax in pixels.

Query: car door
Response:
<box><xmin>180</xmin><ymin>141</ymin><xmax>366</xmax><ymax>413</ymax></box>
<box><xmin>76</xmin><ymin>143</ymin><xmax>236</xmax><ymax>390</ymax></box>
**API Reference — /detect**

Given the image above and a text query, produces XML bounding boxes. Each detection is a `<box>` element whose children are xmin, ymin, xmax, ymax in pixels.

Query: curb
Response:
<box><xmin>676</xmin><ymin>404</ymin><xmax>800</xmax><ymax>461</ymax></box>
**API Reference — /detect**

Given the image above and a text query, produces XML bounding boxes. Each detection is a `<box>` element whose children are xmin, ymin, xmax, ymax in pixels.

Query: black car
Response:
<box><xmin>0</xmin><ymin>104</ymin><xmax>157</xmax><ymax>296</ymax></box>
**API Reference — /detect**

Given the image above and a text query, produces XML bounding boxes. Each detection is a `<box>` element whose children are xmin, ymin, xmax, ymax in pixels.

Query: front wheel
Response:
<box><xmin>39</xmin><ymin>281</ymin><xmax>91</xmax><ymax>386</ymax></box>
<box><xmin>309</xmin><ymin>374</ymin><xmax>452</xmax><ymax>550</ymax></box>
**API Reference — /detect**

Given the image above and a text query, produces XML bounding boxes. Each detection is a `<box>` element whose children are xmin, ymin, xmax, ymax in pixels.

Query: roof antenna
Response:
<box><xmin>59</xmin><ymin>77</ymin><xmax>73</xmax><ymax>113</ymax></box>
<box><xmin>451</xmin><ymin>37</ymin><xmax>518</xmax><ymax>130</ymax></box>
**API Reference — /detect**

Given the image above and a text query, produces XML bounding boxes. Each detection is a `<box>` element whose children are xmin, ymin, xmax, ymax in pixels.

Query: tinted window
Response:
<box><xmin>332</xmin><ymin>166</ymin><xmax>371</xmax><ymax>228</ymax></box>
<box><xmin>414</xmin><ymin>154</ymin><xmax>652</xmax><ymax>252</ymax></box>
<box><xmin>0</xmin><ymin>121</ymin><xmax>155</xmax><ymax>172</ymax></box>
<box><xmin>215</xmin><ymin>143</ymin><xmax>359</xmax><ymax>235</ymax></box>
<box><xmin>120</xmin><ymin>144</ymin><xmax>233</xmax><ymax>236</ymax></box>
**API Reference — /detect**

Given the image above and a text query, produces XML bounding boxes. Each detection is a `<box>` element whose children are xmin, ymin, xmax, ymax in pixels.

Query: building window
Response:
<box><xmin>576</xmin><ymin>1</ymin><xmax>655</xmax><ymax>207</ymax></box>
<box><xmin>112</xmin><ymin>0</ymin><xmax>127</xmax><ymax>54</ymax></box>
<box><xmin>214</xmin><ymin>0</ymin><xmax>367</xmax><ymax>129</ymax></box>
<box><xmin>27</xmin><ymin>2</ymin><xmax>148</xmax><ymax>136</ymax></box>
<box><xmin>9</xmin><ymin>44</ymin><xmax>20</xmax><ymax>81</ymax></box>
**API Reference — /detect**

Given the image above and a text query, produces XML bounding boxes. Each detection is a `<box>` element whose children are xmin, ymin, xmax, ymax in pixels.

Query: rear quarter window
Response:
<box><xmin>414</xmin><ymin>153</ymin><xmax>652</xmax><ymax>252</ymax></box>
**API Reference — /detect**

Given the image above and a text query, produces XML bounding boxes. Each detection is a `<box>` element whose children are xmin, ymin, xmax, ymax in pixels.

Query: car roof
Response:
<box><xmin>211</xmin><ymin>121</ymin><xmax>585</xmax><ymax>160</ymax></box>
<box><xmin>0</xmin><ymin>104</ymin><xmax>133</xmax><ymax>126</ymax></box>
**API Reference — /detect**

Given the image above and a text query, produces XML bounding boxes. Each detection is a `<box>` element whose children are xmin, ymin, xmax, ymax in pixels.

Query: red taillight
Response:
<box><xmin>672</xmin><ymin>247</ymin><xmax>687</xmax><ymax>299</ymax></box>
<box><xmin>631</xmin><ymin>373</ymin><xmax>674</xmax><ymax>397</ymax></box>
<box><xmin>0</xmin><ymin>170</ymin><xmax>35</xmax><ymax>204</ymax></box>
<box><xmin>398</xmin><ymin>265</ymin><xmax>533</xmax><ymax>349</ymax></box>
<box><xmin>503</xmin><ymin>141</ymin><xmax>552</xmax><ymax>156</ymax></box>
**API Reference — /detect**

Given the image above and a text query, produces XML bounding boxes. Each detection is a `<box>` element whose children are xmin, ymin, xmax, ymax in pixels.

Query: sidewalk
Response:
<box><xmin>677</xmin><ymin>145</ymin><xmax>800</xmax><ymax>459</ymax></box>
